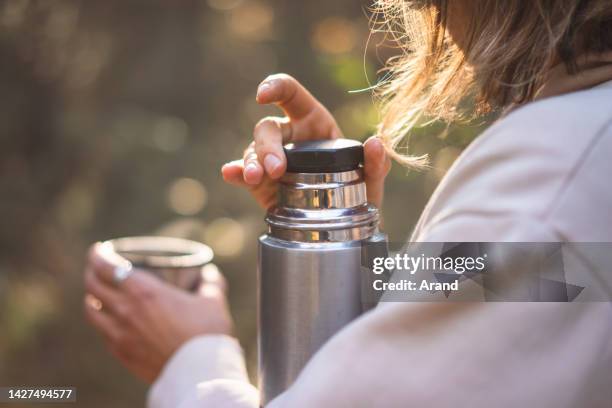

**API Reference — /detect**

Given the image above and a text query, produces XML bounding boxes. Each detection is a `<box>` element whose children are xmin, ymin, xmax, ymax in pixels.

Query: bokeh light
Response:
<box><xmin>2</xmin><ymin>277</ymin><xmax>59</xmax><ymax>348</ymax></box>
<box><xmin>1</xmin><ymin>0</ymin><xmax>29</xmax><ymax>30</ymax></box>
<box><xmin>167</xmin><ymin>178</ymin><xmax>208</xmax><ymax>216</ymax></box>
<box><xmin>156</xmin><ymin>218</ymin><xmax>207</xmax><ymax>242</ymax></box>
<box><xmin>204</xmin><ymin>217</ymin><xmax>245</xmax><ymax>257</ymax></box>
<box><xmin>152</xmin><ymin>116</ymin><xmax>189</xmax><ymax>153</ymax></box>
<box><xmin>227</xmin><ymin>1</ymin><xmax>274</xmax><ymax>41</ymax></box>
<box><xmin>333</xmin><ymin>96</ymin><xmax>379</xmax><ymax>138</ymax></box>
<box><xmin>311</xmin><ymin>17</ymin><xmax>358</xmax><ymax>55</ymax></box>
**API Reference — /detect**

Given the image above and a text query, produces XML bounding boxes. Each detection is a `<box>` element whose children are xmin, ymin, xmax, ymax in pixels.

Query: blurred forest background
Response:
<box><xmin>0</xmin><ymin>0</ymin><xmax>488</xmax><ymax>406</ymax></box>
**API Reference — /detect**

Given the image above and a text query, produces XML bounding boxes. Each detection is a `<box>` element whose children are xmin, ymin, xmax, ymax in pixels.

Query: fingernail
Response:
<box><xmin>256</xmin><ymin>80</ymin><xmax>275</xmax><ymax>101</ymax></box>
<box><xmin>264</xmin><ymin>154</ymin><xmax>282</xmax><ymax>174</ymax></box>
<box><xmin>245</xmin><ymin>162</ymin><xmax>259</xmax><ymax>175</ymax></box>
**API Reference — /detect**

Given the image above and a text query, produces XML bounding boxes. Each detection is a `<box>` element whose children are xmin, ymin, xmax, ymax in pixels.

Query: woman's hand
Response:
<box><xmin>221</xmin><ymin>73</ymin><xmax>391</xmax><ymax>209</ymax></box>
<box><xmin>83</xmin><ymin>243</ymin><xmax>232</xmax><ymax>383</ymax></box>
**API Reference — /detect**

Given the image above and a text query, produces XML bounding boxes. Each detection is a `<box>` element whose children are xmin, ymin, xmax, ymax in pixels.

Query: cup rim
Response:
<box><xmin>102</xmin><ymin>236</ymin><xmax>214</xmax><ymax>269</ymax></box>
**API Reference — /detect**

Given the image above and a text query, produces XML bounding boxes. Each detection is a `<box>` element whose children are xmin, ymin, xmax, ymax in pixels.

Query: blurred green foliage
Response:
<box><xmin>0</xmin><ymin>0</ymin><xmax>487</xmax><ymax>406</ymax></box>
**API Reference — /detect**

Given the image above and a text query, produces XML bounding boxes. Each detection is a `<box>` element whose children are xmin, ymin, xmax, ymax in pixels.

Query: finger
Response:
<box><xmin>118</xmin><ymin>269</ymin><xmax>165</xmax><ymax>303</ymax></box>
<box><xmin>364</xmin><ymin>136</ymin><xmax>391</xmax><ymax>209</ymax></box>
<box><xmin>85</xmin><ymin>269</ymin><xmax>124</xmax><ymax>313</ymax></box>
<box><xmin>84</xmin><ymin>296</ymin><xmax>123</xmax><ymax>343</ymax></box>
<box><xmin>88</xmin><ymin>242</ymin><xmax>132</xmax><ymax>286</ymax></box>
<box><xmin>85</xmin><ymin>269</ymin><xmax>139</xmax><ymax>325</ymax></box>
<box><xmin>242</xmin><ymin>142</ymin><xmax>264</xmax><ymax>185</ymax></box>
<box><xmin>200</xmin><ymin>263</ymin><xmax>227</xmax><ymax>294</ymax></box>
<box><xmin>221</xmin><ymin>160</ymin><xmax>248</xmax><ymax>187</ymax></box>
<box><xmin>86</xmin><ymin>262</ymin><xmax>163</xmax><ymax>325</ymax></box>
<box><xmin>253</xmin><ymin>117</ymin><xmax>290</xmax><ymax>179</ymax></box>
<box><xmin>88</xmin><ymin>243</ymin><xmax>147</xmax><ymax>296</ymax></box>
<box><xmin>198</xmin><ymin>282</ymin><xmax>226</xmax><ymax>299</ymax></box>
<box><xmin>221</xmin><ymin>160</ymin><xmax>279</xmax><ymax>209</ymax></box>
<box><xmin>250</xmin><ymin>176</ymin><xmax>280</xmax><ymax>210</ymax></box>
<box><xmin>222</xmin><ymin>160</ymin><xmax>279</xmax><ymax>191</ymax></box>
<box><xmin>256</xmin><ymin>73</ymin><xmax>321</xmax><ymax>121</ymax></box>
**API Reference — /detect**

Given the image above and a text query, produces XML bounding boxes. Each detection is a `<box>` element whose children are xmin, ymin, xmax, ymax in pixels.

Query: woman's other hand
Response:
<box><xmin>221</xmin><ymin>73</ymin><xmax>391</xmax><ymax>209</ymax></box>
<box><xmin>83</xmin><ymin>243</ymin><xmax>232</xmax><ymax>383</ymax></box>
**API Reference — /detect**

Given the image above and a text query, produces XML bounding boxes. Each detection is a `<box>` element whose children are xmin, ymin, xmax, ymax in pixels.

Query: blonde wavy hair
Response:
<box><xmin>373</xmin><ymin>0</ymin><xmax>612</xmax><ymax>168</ymax></box>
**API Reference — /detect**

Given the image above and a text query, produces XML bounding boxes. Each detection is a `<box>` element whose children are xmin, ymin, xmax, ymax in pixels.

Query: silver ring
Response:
<box><xmin>112</xmin><ymin>262</ymin><xmax>134</xmax><ymax>286</ymax></box>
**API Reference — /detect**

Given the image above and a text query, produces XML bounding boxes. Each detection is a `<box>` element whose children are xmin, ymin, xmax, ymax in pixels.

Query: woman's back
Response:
<box><xmin>413</xmin><ymin>79</ymin><xmax>612</xmax><ymax>243</ymax></box>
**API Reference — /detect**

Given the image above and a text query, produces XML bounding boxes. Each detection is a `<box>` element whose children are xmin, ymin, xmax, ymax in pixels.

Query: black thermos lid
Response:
<box><xmin>283</xmin><ymin>139</ymin><xmax>364</xmax><ymax>173</ymax></box>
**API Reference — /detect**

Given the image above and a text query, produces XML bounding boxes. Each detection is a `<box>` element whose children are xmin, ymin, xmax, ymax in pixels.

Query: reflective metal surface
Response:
<box><xmin>258</xmin><ymin>237</ymin><xmax>363</xmax><ymax>403</ymax></box>
<box><xmin>258</xmin><ymin>168</ymin><xmax>383</xmax><ymax>404</ymax></box>
<box><xmin>104</xmin><ymin>236</ymin><xmax>214</xmax><ymax>292</ymax></box>
<box><xmin>268</xmin><ymin>170</ymin><xmax>379</xmax><ymax>242</ymax></box>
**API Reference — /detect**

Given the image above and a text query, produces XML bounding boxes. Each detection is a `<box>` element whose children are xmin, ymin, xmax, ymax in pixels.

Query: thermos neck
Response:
<box><xmin>265</xmin><ymin>169</ymin><xmax>379</xmax><ymax>243</ymax></box>
<box><xmin>278</xmin><ymin>169</ymin><xmax>366</xmax><ymax>209</ymax></box>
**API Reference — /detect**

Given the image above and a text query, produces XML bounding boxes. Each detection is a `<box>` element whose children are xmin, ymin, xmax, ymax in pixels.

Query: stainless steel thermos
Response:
<box><xmin>257</xmin><ymin>139</ymin><xmax>385</xmax><ymax>404</ymax></box>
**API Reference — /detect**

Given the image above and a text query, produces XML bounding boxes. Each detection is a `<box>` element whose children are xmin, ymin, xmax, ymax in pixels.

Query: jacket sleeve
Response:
<box><xmin>147</xmin><ymin>335</ymin><xmax>259</xmax><ymax>408</ymax></box>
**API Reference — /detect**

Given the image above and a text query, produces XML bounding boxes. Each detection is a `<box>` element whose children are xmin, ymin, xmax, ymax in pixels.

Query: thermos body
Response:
<box><xmin>258</xmin><ymin>237</ymin><xmax>363</xmax><ymax>403</ymax></box>
<box><xmin>257</xmin><ymin>140</ymin><xmax>384</xmax><ymax>404</ymax></box>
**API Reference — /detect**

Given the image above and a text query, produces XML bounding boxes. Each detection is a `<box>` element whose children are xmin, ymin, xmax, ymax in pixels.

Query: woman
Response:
<box><xmin>85</xmin><ymin>1</ymin><xmax>612</xmax><ymax>407</ymax></box>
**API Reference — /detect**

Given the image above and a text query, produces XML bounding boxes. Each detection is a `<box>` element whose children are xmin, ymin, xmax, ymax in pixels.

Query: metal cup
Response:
<box><xmin>103</xmin><ymin>236</ymin><xmax>214</xmax><ymax>292</ymax></box>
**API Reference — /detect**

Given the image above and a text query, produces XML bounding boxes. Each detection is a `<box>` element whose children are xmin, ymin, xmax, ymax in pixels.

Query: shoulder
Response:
<box><xmin>500</xmin><ymin>83</ymin><xmax>612</xmax><ymax>134</ymax></box>
<box><xmin>413</xmin><ymin>85</ymin><xmax>612</xmax><ymax>242</ymax></box>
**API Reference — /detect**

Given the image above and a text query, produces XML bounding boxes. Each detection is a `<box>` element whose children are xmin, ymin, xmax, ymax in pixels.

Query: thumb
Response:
<box><xmin>363</xmin><ymin>136</ymin><xmax>391</xmax><ymax>209</ymax></box>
